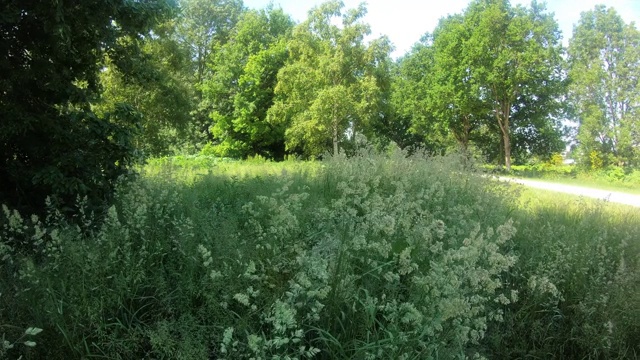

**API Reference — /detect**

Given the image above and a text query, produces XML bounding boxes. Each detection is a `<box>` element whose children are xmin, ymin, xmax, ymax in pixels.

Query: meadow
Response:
<box><xmin>2</xmin><ymin>149</ymin><xmax>639</xmax><ymax>359</ymax></box>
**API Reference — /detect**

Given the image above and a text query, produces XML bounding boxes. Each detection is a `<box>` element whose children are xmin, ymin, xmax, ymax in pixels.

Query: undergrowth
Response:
<box><xmin>1</xmin><ymin>149</ymin><xmax>639</xmax><ymax>359</ymax></box>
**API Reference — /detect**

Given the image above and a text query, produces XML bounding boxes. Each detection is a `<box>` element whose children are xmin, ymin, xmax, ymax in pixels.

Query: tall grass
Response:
<box><xmin>1</xmin><ymin>149</ymin><xmax>639</xmax><ymax>359</ymax></box>
<box><xmin>486</xmin><ymin>189</ymin><xmax>640</xmax><ymax>359</ymax></box>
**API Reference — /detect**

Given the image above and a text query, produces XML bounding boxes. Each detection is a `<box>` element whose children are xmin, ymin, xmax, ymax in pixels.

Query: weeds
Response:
<box><xmin>1</xmin><ymin>149</ymin><xmax>639</xmax><ymax>358</ymax></box>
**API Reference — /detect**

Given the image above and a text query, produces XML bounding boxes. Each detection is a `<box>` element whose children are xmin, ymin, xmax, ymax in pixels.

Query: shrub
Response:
<box><xmin>590</xmin><ymin>150</ymin><xmax>604</xmax><ymax>170</ymax></box>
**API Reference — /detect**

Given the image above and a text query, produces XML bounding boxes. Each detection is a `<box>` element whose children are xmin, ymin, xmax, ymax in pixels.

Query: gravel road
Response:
<box><xmin>497</xmin><ymin>177</ymin><xmax>640</xmax><ymax>208</ymax></box>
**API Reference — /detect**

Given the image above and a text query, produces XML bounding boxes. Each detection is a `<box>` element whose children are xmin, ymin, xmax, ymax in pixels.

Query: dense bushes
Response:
<box><xmin>0</xmin><ymin>1</ymin><xmax>174</xmax><ymax>217</ymax></box>
<box><xmin>2</xmin><ymin>151</ymin><xmax>639</xmax><ymax>359</ymax></box>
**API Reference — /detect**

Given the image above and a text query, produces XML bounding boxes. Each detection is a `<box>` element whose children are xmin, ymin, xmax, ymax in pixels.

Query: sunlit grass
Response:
<box><xmin>517</xmin><ymin>185</ymin><xmax>640</xmax><ymax>210</ymax></box>
<box><xmin>503</xmin><ymin>174</ymin><xmax>640</xmax><ymax>195</ymax></box>
<box><xmin>2</xmin><ymin>152</ymin><xmax>639</xmax><ymax>359</ymax></box>
<box><xmin>488</xmin><ymin>163</ymin><xmax>640</xmax><ymax>195</ymax></box>
<box><xmin>141</xmin><ymin>154</ymin><xmax>323</xmax><ymax>185</ymax></box>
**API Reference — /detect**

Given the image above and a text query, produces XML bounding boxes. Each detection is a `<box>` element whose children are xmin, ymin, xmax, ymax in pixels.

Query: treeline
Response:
<box><xmin>1</xmin><ymin>0</ymin><xmax>639</xmax><ymax>214</ymax></box>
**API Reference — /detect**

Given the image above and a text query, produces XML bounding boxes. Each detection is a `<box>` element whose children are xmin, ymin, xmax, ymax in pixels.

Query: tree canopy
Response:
<box><xmin>268</xmin><ymin>1</ymin><xmax>392</xmax><ymax>157</ymax></box>
<box><xmin>97</xmin><ymin>17</ymin><xmax>196</xmax><ymax>157</ymax></box>
<box><xmin>205</xmin><ymin>6</ymin><xmax>295</xmax><ymax>159</ymax></box>
<box><xmin>395</xmin><ymin>0</ymin><xmax>566</xmax><ymax>169</ymax></box>
<box><xmin>568</xmin><ymin>5</ymin><xmax>640</xmax><ymax>168</ymax></box>
<box><xmin>0</xmin><ymin>0</ymin><xmax>175</xmax><ymax>215</ymax></box>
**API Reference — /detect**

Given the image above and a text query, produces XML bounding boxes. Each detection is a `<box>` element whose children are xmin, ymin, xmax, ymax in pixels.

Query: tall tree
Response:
<box><xmin>463</xmin><ymin>0</ymin><xmax>565</xmax><ymax>170</ymax></box>
<box><xmin>429</xmin><ymin>15</ymin><xmax>494</xmax><ymax>152</ymax></box>
<box><xmin>395</xmin><ymin>0</ymin><xmax>565</xmax><ymax>166</ymax></box>
<box><xmin>268</xmin><ymin>1</ymin><xmax>392</xmax><ymax>157</ymax></box>
<box><xmin>568</xmin><ymin>5</ymin><xmax>640</xmax><ymax>167</ymax></box>
<box><xmin>176</xmin><ymin>0</ymin><xmax>245</xmax><ymax>139</ymax></box>
<box><xmin>177</xmin><ymin>0</ymin><xmax>244</xmax><ymax>86</ymax></box>
<box><xmin>205</xmin><ymin>7</ymin><xmax>294</xmax><ymax>159</ymax></box>
<box><xmin>390</xmin><ymin>36</ymin><xmax>453</xmax><ymax>153</ymax></box>
<box><xmin>0</xmin><ymin>0</ymin><xmax>174</xmax><ymax>215</ymax></box>
<box><xmin>98</xmin><ymin>17</ymin><xmax>197</xmax><ymax>157</ymax></box>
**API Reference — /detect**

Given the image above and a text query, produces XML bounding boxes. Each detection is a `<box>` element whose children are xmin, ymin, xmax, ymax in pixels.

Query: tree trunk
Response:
<box><xmin>333</xmin><ymin>122</ymin><xmax>339</xmax><ymax>156</ymax></box>
<box><xmin>503</xmin><ymin>130</ymin><xmax>512</xmax><ymax>171</ymax></box>
<box><xmin>496</xmin><ymin>103</ymin><xmax>512</xmax><ymax>171</ymax></box>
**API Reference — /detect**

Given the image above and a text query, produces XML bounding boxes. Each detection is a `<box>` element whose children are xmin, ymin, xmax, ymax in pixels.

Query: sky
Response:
<box><xmin>242</xmin><ymin>0</ymin><xmax>640</xmax><ymax>58</ymax></box>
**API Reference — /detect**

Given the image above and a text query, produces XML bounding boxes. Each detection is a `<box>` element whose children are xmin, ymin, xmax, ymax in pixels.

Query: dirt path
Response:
<box><xmin>497</xmin><ymin>177</ymin><xmax>640</xmax><ymax>208</ymax></box>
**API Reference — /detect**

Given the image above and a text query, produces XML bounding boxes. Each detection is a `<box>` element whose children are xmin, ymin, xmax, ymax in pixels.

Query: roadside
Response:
<box><xmin>497</xmin><ymin>176</ymin><xmax>640</xmax><ymax>208</ymax></box>
<box><xmin>505</xmin><ymin>175</ymin><xmax>640</xmax><ymax>195</ymax></box>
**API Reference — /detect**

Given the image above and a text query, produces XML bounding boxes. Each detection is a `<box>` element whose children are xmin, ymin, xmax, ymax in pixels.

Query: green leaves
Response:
<box><xmin>395</xmin><ymin>0</ymin><xmax>566</xmax><ymax>168</ymax></box>
<box><xmin>204</xmin><ymin>7</ymin><xmax>294</xmax><ymax>159</ymax></box>
<box><xmin>568</xmin><ymin>5</ymin><xmax>640</xmax><ymax>167</ymax></box>
<box><xmin>269</xmin><ymin>1</ymin><xmax>391</xmax><ymax>157</ymax></box>
<box><xmin>1</xmin><ymin>0</ymin><xmax>175</xmax><ymax>217</ymax></box>
<box><xmin>98</xmin><ymin>20</ymin><xmax>196</xmax><ymax>157</ymax></box>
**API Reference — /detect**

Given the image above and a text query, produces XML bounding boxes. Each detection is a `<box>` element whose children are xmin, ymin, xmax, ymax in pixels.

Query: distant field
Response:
<box><xmin>3</xmin><ymin>152</ymin><xmax>639</xmax><ymax>359</ymax></box>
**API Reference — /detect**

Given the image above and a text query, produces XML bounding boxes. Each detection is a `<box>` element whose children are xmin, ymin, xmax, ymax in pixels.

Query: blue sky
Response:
<box><xmin>242</xmin><ymin>0</ymin><xmax>640</xmax><ymax>58</ymax></box>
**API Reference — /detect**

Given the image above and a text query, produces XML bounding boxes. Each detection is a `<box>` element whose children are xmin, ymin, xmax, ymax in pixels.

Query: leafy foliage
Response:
<box><xmin>390</xmin><ymin>38</ymin><xmax>447</xmax><ymax>153</ymax></box>
<box><xmin>429</xmin><ymin>15</ymin><xmax>492</xmax><ymax>151</ymax></box>
<box><xmin>0</xmin><ymin>0</ymin><xmax>175</xmax><ymax>216</ymax></box>
<box><xmin>176</xmin><ymin>0</ymin><xmax>245</xmax><ymax>140</ymax></box>
<box><xmin>269</xmin><ymin>1</ymin><xmax>392</xmax><ymax>157</ymax></box>
<box><xmin>395</xmin><ymin>0</ymin><xmax>566</xmax><ymax>168</ymax></box>
<box><xmin>205</xmin><ymin>6</ymin><xmax>295</xmax><ymax>159</ymax></box>
<box><xmin>568</xmin><ymin>5</ymin><xmax>640</xmax><ymax>168</ymax></box>
<box><xmin>98</xmin><ymin>18</ymin><xmax>197</xmax><ymax>157</ymax></box>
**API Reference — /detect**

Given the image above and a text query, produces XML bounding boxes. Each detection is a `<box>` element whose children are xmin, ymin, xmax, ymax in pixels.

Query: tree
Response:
<box><xmin>428</xmin><ymin>15</ymin><xmax>493</xmax><ymax>153</ymax></box>
<box><xmin>0</xmin><ymin>0</ymin><xmax>175</xmax><ymax>215</ymax></box>
<box><xmin>389</xmin><ymin>37</ymin><xmax>442</xmax><ymax>152</ymax></box>
<box><xmin>176</xmin><ymin>0</ymin><xmax>245</xmax><ymax>139</ymax></box>
<box><xmin>452</xmin><ymin>0</ymin><xmax>565</xmax><ymax>170</ymax></box>
<box><xmin>393</xmin><ymin>0</ymin><xmax>565</xmax><ymax>166</ymax></box>
<box><xmin>177</xmin><ymin>0</ymin><xmax>244</xmax><ymax>86</ymax></box>
<box><xmin>205</xmin><ymin>7</ymin><xmax>294</xmax><ymax>159</ymax></box>
<box><xmin>98</xmin><ymin>17</ymin><xmax>197</xmax><ymax>157</ymax></box>
<box><xmin>268</xmin><ymin>1</ymin><xmax>392</xmax><ymax>157</ymax></box>
<box><xmin>568</xmin><ymin>5</ymin><xmax>640</xmax><ymax>167</ymax></box>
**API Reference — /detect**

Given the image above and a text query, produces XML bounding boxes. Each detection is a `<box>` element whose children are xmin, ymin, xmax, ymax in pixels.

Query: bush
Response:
<box><xmin>0</xmin><ymin>1</ymin><xmax>174</xmax><ymax>218</ymax></box>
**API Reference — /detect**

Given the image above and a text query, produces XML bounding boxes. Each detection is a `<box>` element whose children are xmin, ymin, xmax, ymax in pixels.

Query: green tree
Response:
<box><xmin>456</xmin><ymin>0</ymin><xmax>565</xmax><ymax>170</ymax></box>
<box><xmin>205</xmin><ymin>7</ymin><xmax>294</xmax><ymax>159</ymax></box>
<box><xmin>388</xmin><ymin>37</ymin><xmax>442</xmax><ymax>152</ymax></box>
<box><xmin>0</xmin><ymin>0</ymin><xmax>174</xmax><ymax>215</ymax></box>
<box><xmin>394</xmin><ymin>1</ymin><xmax>565</xmax><ymax>166</ymax></box>
<box><xmin>98</xmin><ymin>18</ymin><xmax>197</xmax><ymax>157</ymax></box>
<box><xmin>428</xmin><ymin>15</ymin><xmax>494</xmax><ymax>153</ymax></box>
<box><xmin>177</xmin><ymin>0</ymin><xmax>244</xmax><ymax>86</ymax></box>
<box><xmin>176</xmin><ymin>0</ymin><xmax>245</xmax><ymax>139</ymax></box>
<box><xmin>568</xmin><ymin>5</ymin><xmax>640</xmax><ymax>167</ymax></box>
<box><xmin>269</xmin><ymin>1</ymin><xmax>392</xmax><ymax>157</ymax></box>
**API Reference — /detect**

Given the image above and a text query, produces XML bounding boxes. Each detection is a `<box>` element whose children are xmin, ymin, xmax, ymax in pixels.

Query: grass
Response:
<box><xmin>486</xmin><ymin>163</ymin><xmax>640</xmax><ymax>195</ymax></box>
<box><xmin>491</xmin><ymin>186</ymin><xmax>640</xmax><ymax>358</ymax></box>
<box><xmin>502</xmin><ymin>174</ymin><xmax>640</xmax><ymax>195</ymax></box>
<box><xmin>2</xmin><ymin>150</ymin><xmax>639</xmax><ymax>359</ymax></box>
